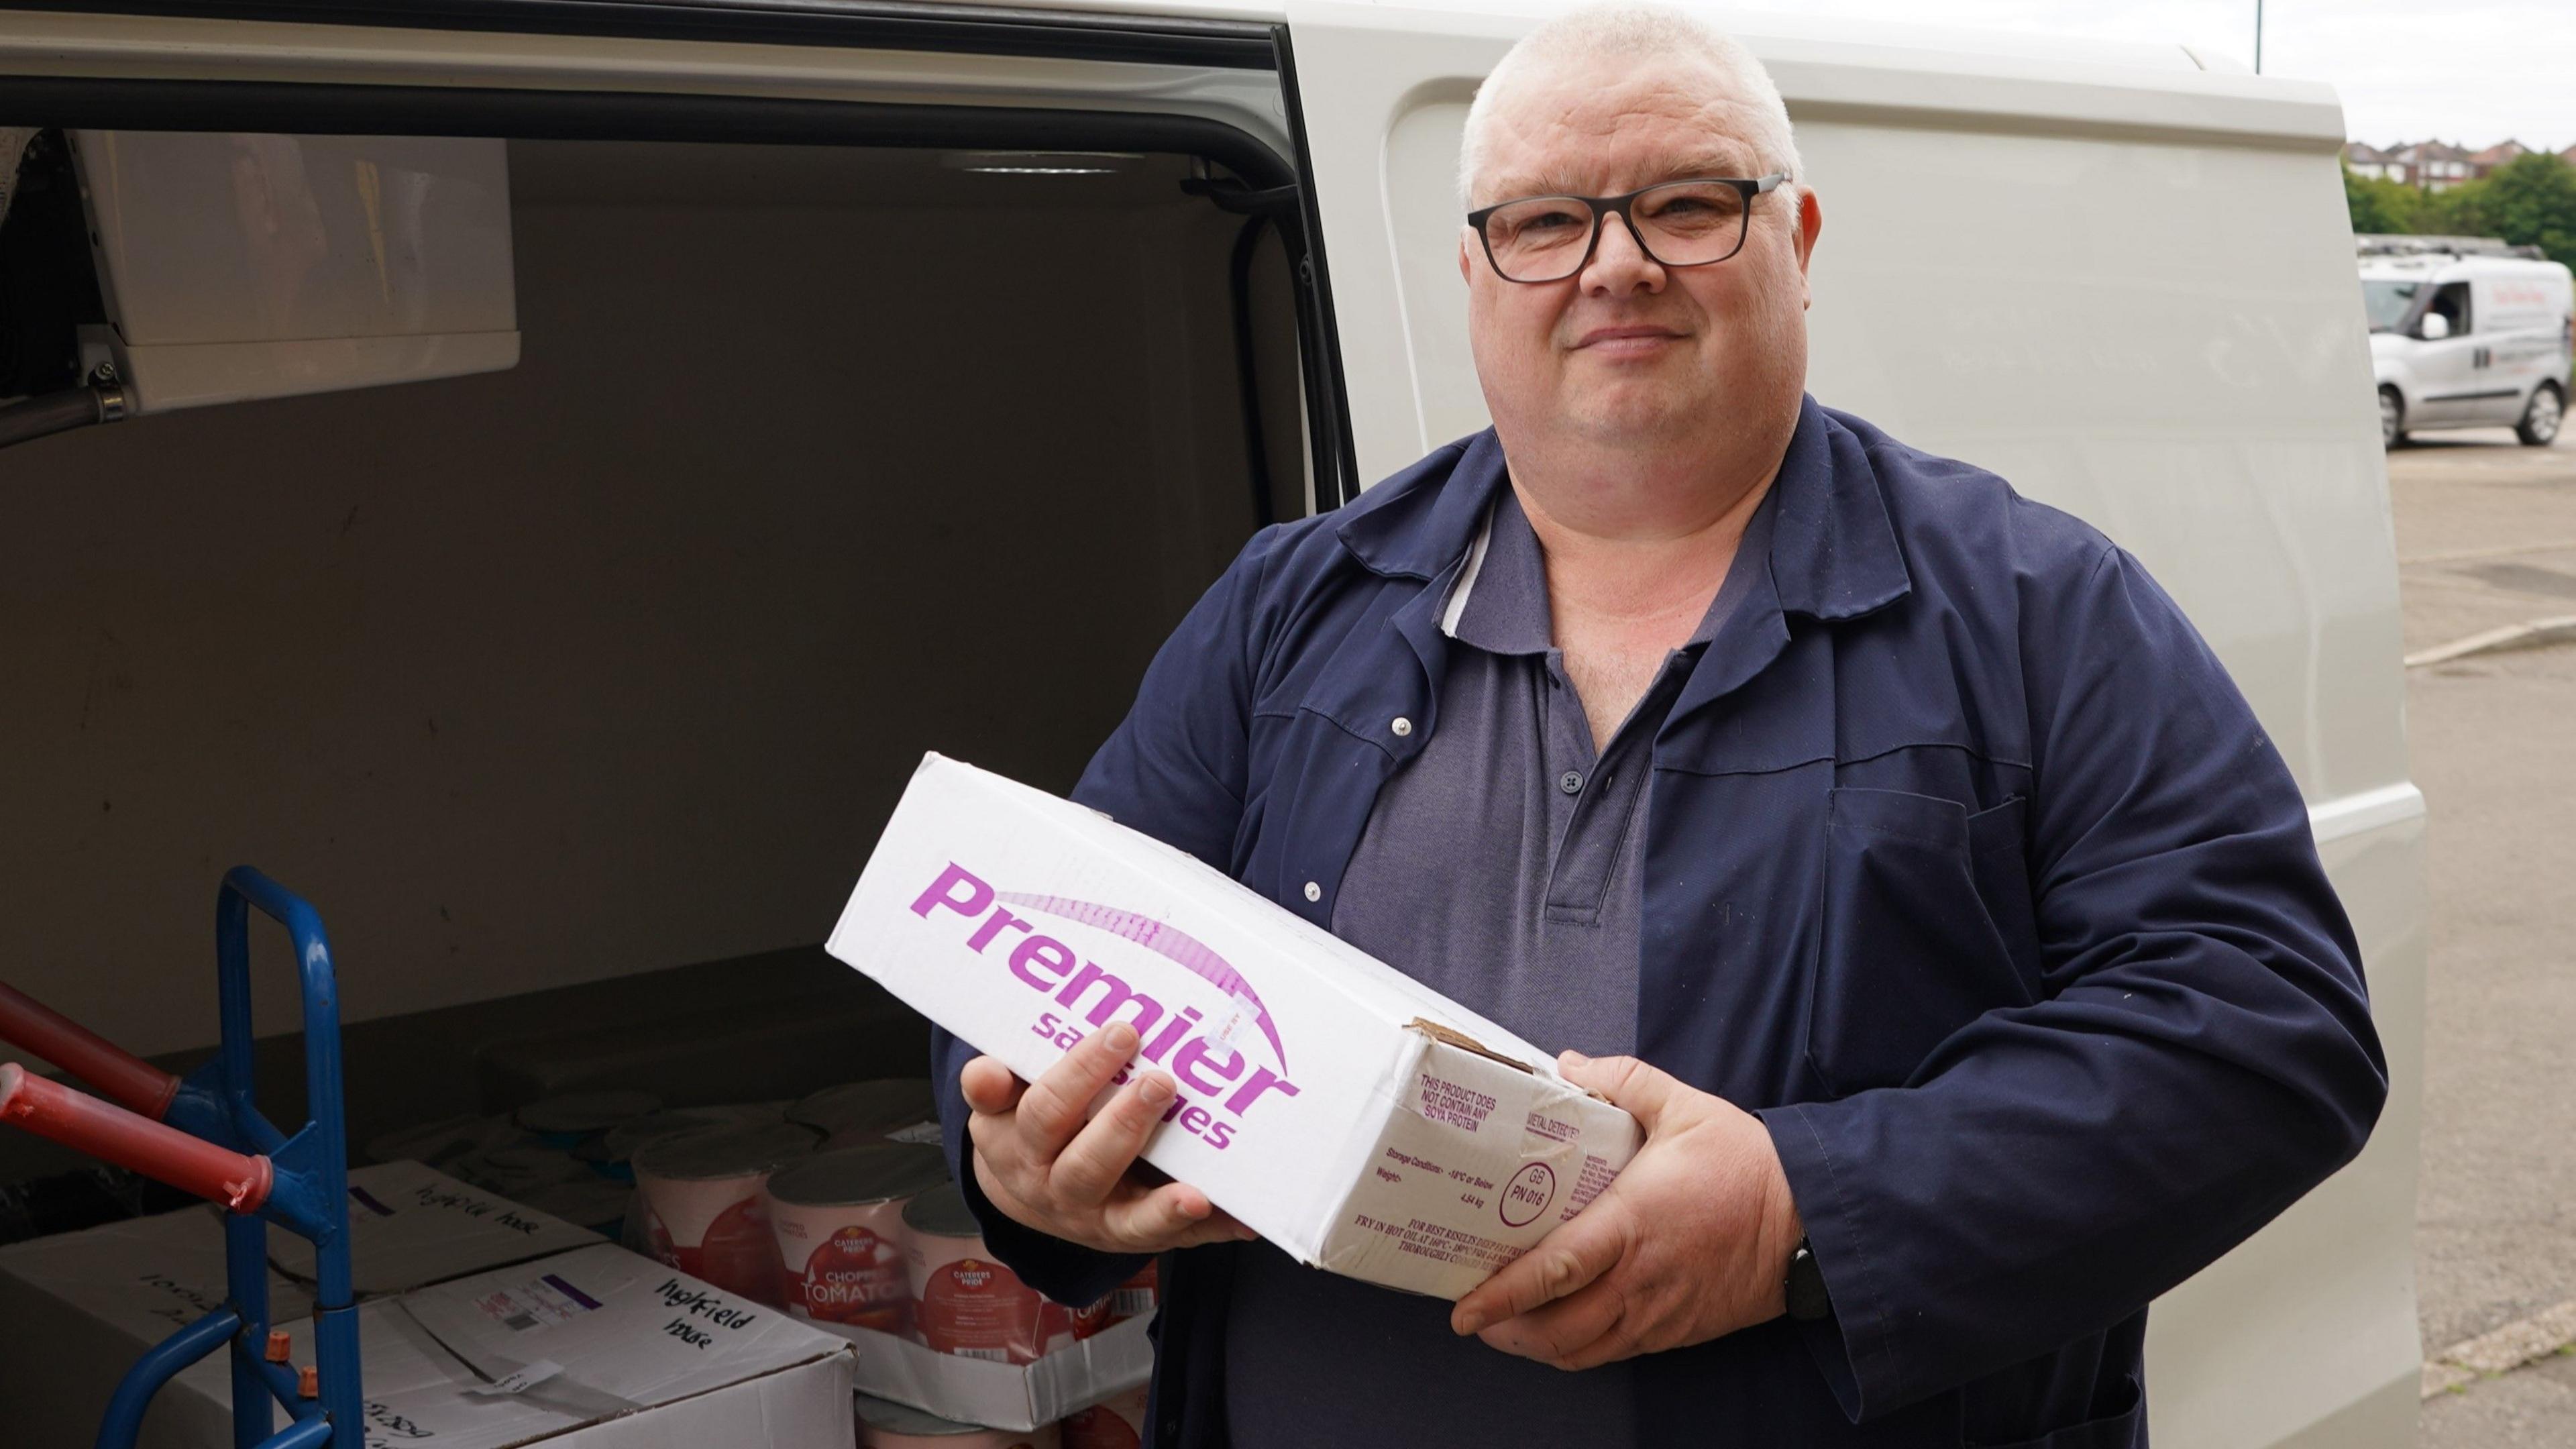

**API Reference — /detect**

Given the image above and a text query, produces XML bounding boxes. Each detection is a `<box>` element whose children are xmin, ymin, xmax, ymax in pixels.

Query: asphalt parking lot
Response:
<box><xmin>2391</xmin><ymin>430</ymin><xmax>2576</xmax><ymax>1446</ymax></box>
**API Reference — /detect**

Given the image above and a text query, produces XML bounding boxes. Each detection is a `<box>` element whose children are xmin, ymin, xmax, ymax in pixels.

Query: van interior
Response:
<box><xmin>0</xmin><ymin>125</ymin><xmax>1313</xmax><ymax>1199</ymax></box>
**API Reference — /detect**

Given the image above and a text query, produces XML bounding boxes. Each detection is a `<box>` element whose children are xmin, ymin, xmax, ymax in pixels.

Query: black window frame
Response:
<box><xmin>2427</xmin><ymin>280</ymin><xmax>2473</xmax><ymax>339</ymax></box>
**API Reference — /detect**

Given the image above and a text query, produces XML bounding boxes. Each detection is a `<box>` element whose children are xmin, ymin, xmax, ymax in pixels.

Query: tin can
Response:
<box><xmin>856</xmin><ymin>1395</ymin><xmax>1061</xmax><ymax>1449</ymax></box>
<box><xmin>514</xmin><ymin>1090</ymin><xmax>663</xmax><ymax>1149</ymax></box>
<box><xmin>1058</xmin><ymin>1387</ymin><xmax>1148</xmax><ymax>1449</ymax></box>
<box><xmin>1102</xmin><ymin>1261</ymin><xmax>1157</xmax><ymax>1324</ymax></box>
<box><xmin>788</xmin><ymin>1079</ymin><xmax>938</xmax><ymax>1146</ymax></box>
<box><xmin>631</xmin><ymin>1122</ymin><xmax>818</xmax><ymax>1305</ymax></box>
<box><xmin>763</xmin><ymin>1143</ymin><xmax>950</xmax><ymax>1332</ymax></box>
<box><xmin>902</xmin><ymin>1182</ymin><xmax>1051</xmax><ymax>1363</ymax></box>
<box><xmin>589</xmin><ymin>1104</ymin><xmax>786</xmax><ymax>1181</ymax></box>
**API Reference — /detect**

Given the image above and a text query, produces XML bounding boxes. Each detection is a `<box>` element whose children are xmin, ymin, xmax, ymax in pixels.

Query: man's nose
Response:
<box><xmin>1582</xmin><ymin>210</ymin><xmax>1666</xmax><ymax>294</ymax></box>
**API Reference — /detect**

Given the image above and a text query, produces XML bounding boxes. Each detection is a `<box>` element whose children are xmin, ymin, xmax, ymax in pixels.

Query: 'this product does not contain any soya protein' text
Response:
<box><xmin>857</xmin><ymin>1394</ymin><xmax>1062</xmax><ymax>1449</ymax></box>
<box><xmin>763</xmin><ymin>1142</ymin><xmax>951</xmax><ymax>1332</ymax></box>
<box><xmin>791</xmin><ymin>1079</ymin><xmax>939</xmax><ymax>1147</ymax></box>
<box><xmin>905</xmin><ymin>1182</ymin><xmax>1112</xmax><ymax>1364</ymax></box>
<box><xmin>631</xmin><ymin>1122</ymin><xmax>820</xmax><ymax>1306</ymax></box>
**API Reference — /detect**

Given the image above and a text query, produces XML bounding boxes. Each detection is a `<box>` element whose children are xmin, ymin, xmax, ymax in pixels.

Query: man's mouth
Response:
<box><xmin>1574</xmin><ymin>325</ymin><xmax>1685</xmax><ymax>354</ymax></box>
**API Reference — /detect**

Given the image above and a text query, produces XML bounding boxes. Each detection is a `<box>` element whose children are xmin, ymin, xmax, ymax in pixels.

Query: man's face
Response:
<box><xmin>1460</xmin><ymin>51</ymin><xmax>1822</xmax><ymax>460</ymax></box>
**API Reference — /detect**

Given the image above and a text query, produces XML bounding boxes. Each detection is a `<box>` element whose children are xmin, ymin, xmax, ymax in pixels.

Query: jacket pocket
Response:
<box><xmin>1805</xmin><ymin>788</ymin><xmax>2040</xmax><ymax>1095</ymax></box>
<box><xmin>1968</xmin><ymin>1374</ymin><xmax>2143</xmax><ymax>1448</ymax></box>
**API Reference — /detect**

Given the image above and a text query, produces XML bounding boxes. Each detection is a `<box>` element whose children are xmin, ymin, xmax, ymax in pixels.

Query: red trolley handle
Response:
<box><xmin>0</xmin><ymin>1063</ymin><xmax>271</xmax><ymax>1212</ymax></box>
<box><xmin>0</xmin><ymin>981</ymin><xmax>182</xmax><ymax>1121</ymax></box>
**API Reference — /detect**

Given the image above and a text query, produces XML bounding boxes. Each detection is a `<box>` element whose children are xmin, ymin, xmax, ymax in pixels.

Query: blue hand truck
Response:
<box><xmin>0</xmin><ymin>867</ymin><xmax>361</xmax><ymax>1448</ymax></box>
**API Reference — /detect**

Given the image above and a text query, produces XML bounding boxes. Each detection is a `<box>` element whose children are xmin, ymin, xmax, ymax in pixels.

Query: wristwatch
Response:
<box><xmin>1784</xmin><ymin>1237</ymin><xmax>1833</xmax><ymax>1322</ymax></box>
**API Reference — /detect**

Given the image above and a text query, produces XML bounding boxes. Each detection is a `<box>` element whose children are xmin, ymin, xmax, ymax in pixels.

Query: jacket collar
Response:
<box><xmin>1333</xmin><ymin>396</ymin><xmax>1912</xmax><ymax>624</ymax></box>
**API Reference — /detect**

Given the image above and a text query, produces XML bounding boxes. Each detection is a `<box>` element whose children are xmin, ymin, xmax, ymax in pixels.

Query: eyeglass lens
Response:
<box><xmin>1481</xmin><ymin>180</ymin><xmax>1752</xmax><ymax>282</ymax></box>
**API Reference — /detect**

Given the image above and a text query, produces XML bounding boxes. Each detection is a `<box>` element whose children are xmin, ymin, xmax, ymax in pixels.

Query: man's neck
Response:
<box><xmin>1507</xmin><ymin>441</ymin><xmax>1781</xmax><ymax>635</ymax></box>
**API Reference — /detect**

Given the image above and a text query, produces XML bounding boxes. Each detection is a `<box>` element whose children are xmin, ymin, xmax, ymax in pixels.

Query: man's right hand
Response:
<box><xmin>961</xmin><ymin>1020</ymin><xmax>1255</xmax><ymax>1254</ymax></box>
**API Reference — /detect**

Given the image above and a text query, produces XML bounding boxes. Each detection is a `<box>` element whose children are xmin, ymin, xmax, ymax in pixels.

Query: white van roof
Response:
<box><xmin>2357</xmin><ymin>253</ymin><xmax>2575</xmax><ymax>285</ymax></box>
<box><xmin>1000</xmin><ymin>0</ymin><xmax>2211</xmax><ymax>74</ymax></box>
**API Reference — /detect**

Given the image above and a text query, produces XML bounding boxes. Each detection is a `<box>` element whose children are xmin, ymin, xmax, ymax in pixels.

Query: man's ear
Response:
<box><xmin>1459</xmin><ymin>225</ymin><xmax>1475</xmax><ymax>284</ymax></box>
<box><xmin>1794</xmin><ymin>188</ymin><xmax>1824</xmax><ymax>309</ymax></box>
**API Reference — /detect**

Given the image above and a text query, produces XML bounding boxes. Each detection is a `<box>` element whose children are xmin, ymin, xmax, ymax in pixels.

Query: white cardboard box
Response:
<box><xmin>0</xmin><ymin>1228</ymin><xmax>855</xmax><ymax>1449</ymax></box>
<box><xmin>382</xmin><ymin>1243</ymin><xmax>857</xmax><ymax>1447</ymax></box>
<box><xmin>825</xmin><ymin>754</ymin><xmax>1642</xmax><ymax>1299</ymax></box>
<box><xmin>0</xmin><ymin>1203</ymin><xmax>311</xmax><ymax>1449</ymax></box>
<box><xmin>828</xmin><ymin>1316</ymin><xmax>1151</xmax><ymax>1433</ymax></box>
<box><xmin>271</xmin><ymin>1160</ymin><xmax>604</xmax><ymax>1297</ymax></box>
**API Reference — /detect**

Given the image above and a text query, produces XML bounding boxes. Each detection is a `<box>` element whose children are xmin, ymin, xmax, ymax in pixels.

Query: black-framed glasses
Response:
<box><xmin>1467</xmin><ymin>174</ymin><xmax>1787</xmax><ymax>284</ymax></box>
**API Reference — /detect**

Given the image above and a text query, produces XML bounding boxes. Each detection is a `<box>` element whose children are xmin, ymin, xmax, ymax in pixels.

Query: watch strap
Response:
<box><xmin>1784</xmin><ymin>1236</ymin><xmax>1833</xmax><ymax>1322</ymax></box>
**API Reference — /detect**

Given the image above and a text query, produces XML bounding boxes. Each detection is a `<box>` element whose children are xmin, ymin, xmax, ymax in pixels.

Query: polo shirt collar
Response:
<box><xmin>1440</xmin><ymin>484</ymin><xmax>1786</xmax><ymax>655</ymax></box>
<box><xmin>1335</xmin><ymin>396</ymin><xmax>1912</xmax><ymax>626</ymax></box>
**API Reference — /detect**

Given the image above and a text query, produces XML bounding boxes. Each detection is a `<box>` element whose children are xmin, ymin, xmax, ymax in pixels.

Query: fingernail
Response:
<box><xmin>1137</xmin><ymin>1075</ymin><xmax>1173</xmax><ymax>1105</ymax></box>
<box><xmin>1560</xmin><ymin>1049</ymin><xmax>1589</xmax><ymax>1067</ymax></box>
<box><xmin>1452</xmin><ymin>1310</ymin><xmax>1485</xmax><ymax>1336</ymax></box>
<box><xmin>1180</xmin><ymin>1196</ymin><xmax>1210</xmax><ymax>1220</ymax></box>
<box><xmin>1105</xmin><ymin>1023</ymin><xmax>1140</xmax><ymax>1053</ymax></box>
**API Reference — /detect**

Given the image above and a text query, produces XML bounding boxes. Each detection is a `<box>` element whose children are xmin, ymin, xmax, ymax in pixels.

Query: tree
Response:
<box><xmin>2343</xmin><ymin>166</ymin><xmax>2418</xmax><ymax>234</ymax></box>
<box><xmin>2414</xmin><ymin>178</ymin><xmax>2493</xmax><ymax>238</ymax></box>
<box><xmin>2477</xmin><ymin>153</ymin><xmax>2576</xmax><ymax>268</ymax></box>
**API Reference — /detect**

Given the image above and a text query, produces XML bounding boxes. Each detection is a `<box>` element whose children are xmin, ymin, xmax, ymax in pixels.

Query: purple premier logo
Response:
<box><xmin>911</xmin><ymin>863</ymin><xmax>1303</xmax><ymax>1150</ymax></box>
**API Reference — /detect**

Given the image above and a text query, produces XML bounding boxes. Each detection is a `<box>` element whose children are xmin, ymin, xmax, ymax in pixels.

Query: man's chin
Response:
<box><xmin>1558</xmin><ymin>389</ymin><xmax>1704</xmax><ymax>447</ymax></box>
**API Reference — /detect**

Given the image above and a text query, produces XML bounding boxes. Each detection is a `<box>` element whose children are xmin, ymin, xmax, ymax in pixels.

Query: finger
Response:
<box><xmin>1558</xmin><ymin>1051</ymin><xmax>1685</xmax><ymax>1129</ymax></box>
<box><xmin>959</xmin><ymin>1055</ymin><xmax>1028</xmax><ymax>1116</ymax></box>
<box><xmin>1100</xmin><ymin>1180</ymin><xmax>1249</xmax><ymax>1252</ymax></box>
<box><xmin>965</xmin><ymin>1103</ymin><xmax>1019</xmax><ymax>1176</ymax></box>
<box><xmin>1051</xmin><ymin>1071</ymin><xmax>1181</xmax><ymax>1206</ymax></box>
<box><xmin>1451</xmin><ymin>1212</ymin><xmax>1625</xmax><ymax>1336</ymax></box>
<box><xmin>1477</xmin><ymin>1276</ymin><xmax>1637</xmax><ymax>1370</ymax></box>
<box><xmin>1015</xmin><ymin>1022</ymin><xmax>1142</xmax><ymax>1158</ymax></box>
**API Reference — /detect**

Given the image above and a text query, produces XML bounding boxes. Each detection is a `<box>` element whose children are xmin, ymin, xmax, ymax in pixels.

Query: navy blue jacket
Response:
<box><xmin>932</xmin><ymin>398</ymin><xmax>2387</xmax><ymax>1447</ymax></box>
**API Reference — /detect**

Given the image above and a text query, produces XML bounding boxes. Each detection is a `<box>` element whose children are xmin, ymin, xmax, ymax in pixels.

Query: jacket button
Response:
<box><xmin>1391</xmin><ymin>716</ymin><xmax>1413</xmax><ymax>737</ymax></box>
<box><xmin>1560</xmin><ymin>770</ymin><xmax>1584</xmax><ymax>795</ymax></box>
<box><xmin>1303</xmin><ymin>881</ymin><xmax>1322</xmax><ymax>902</ymax></box>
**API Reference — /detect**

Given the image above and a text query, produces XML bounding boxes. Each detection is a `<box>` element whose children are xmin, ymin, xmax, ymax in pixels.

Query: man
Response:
<box><xmin>932</xmin><ymin>6</ymin><xmax>2387</xmax><ymax>1445</ymax></box>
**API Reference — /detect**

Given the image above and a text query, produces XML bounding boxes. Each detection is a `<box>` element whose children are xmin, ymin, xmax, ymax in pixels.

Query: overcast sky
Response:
<box><xmin>1731</xmin><ymin>1</ymin><xmax>2573</xmax><ymax>151</ymax></box>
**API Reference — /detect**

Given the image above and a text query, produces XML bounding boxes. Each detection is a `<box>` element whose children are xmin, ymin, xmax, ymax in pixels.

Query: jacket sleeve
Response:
<box><xmin>1757</xmin><ymin>541</ymin><xmax>2390</xmax><ymax>1420</ymax></box>
<box><xmin>930</xmin><ymin>524</ymin><xmax>1287</xmax><ymax>1306</ymax></box>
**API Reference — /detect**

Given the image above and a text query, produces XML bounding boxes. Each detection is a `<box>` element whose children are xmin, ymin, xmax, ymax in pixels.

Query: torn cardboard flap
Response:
<box><xmin>1404</xmin><ymin>1020</ymin><xmax>1621</xmax><ymax>1104</ymax></box>
<box><xmin>1407</xmin><ymin>1018</ymin><xmax>1530</xmax><ymax>1075</ymax></box>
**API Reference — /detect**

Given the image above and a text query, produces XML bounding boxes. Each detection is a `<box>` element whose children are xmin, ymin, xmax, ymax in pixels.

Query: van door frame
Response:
<box><xmin>1</xmin><ymin>0</ymin><xmax>1362</xmax><ymax>508</ymax></box>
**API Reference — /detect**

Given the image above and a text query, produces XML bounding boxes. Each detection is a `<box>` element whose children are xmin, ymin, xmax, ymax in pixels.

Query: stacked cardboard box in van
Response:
<box><xmin>0</xmin><ymin>1166</ymin><xmax>855</xmax><ymax>1447</ymax></box>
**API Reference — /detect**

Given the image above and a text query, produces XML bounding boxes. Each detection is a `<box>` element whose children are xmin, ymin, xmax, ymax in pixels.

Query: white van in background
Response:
<box><xmin>0</xmin><ymin>3</ymin><xmax>2422</xmax><ymax>1447</ymax></box>
<box><xmin>2361</xmin><ymin>241</ymin><xmax>2575</xmax><ymax>447</ymax></box>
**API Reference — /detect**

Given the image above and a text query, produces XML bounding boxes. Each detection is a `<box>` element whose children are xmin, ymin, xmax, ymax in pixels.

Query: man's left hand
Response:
<box><xmin>1450</xmin><ymin>1051</ymin><xmax>1805</xmax><ymax>1369</ymax></box>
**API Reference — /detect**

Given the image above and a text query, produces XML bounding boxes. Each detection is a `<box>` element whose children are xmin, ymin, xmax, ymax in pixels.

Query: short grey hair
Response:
<box><xmin>1456</xmin><ymin>3</ymin><xmax>1804</xmax><ymax>209</ymax></box>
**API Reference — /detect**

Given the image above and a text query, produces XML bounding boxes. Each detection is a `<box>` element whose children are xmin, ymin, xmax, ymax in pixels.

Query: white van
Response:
<box><xmin>2362</xmin><ymin>247</ymin><xmax>2575</xmax><ymax>447</ymax></box>
<box><xmin>0</xmin><ymin>4</ymin><xmax>2424</xmax><ymax>1448</ymax></box>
